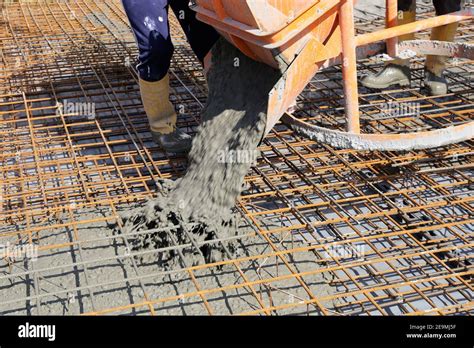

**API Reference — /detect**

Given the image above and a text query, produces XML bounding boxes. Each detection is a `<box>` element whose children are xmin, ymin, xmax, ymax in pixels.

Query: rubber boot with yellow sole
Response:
<box><xmin>139</xmin><ymin>75</ymin><xmax>192</xmax><ymax>153</ymax></box>
<box><xmin>361</xmin><ymin>10</ymin><xmax>416</xmax><ymax>89</ymax></box>
<box><xmin>424</xmin><ymin>22</ymin><xmax>459</xmax><ymax>96</ymax></box>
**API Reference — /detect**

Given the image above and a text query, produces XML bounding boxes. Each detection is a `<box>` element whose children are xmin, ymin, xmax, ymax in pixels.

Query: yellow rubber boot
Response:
<box><xmin>139</xmin><ymin>75</ymin><xmax>192</xmax><ymax>153</ymax></box>
<box><xmin>424</xmin><ymin>22</ymin><xmax>459</xmax><ymax>95</ymax></box>
<box><xmin>139</xmin><ymin>75</ymin><xmax>177</xmax><ymax>135</ymax></box>
<box><xmin>360</xmin><ymin>10</ymin><xmax>416</xmax><ymax>89</ymax></box>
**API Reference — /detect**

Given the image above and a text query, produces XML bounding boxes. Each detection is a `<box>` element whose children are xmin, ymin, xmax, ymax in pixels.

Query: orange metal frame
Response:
<box><xmin>193</xmin><ymin>0</ymin><xmax>474</xmax><ymax>150</ymax></box>
<box><xmin>339</xmin><ymin>1</ymin><xmax>472</xmax><ymax>135</ymax></box>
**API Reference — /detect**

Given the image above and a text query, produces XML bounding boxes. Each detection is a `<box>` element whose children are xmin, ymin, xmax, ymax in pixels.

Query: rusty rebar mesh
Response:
<box><xmin>0</xmin><ymin>0</ymin><xmax>472</xmax><ymax>315</ymax></box>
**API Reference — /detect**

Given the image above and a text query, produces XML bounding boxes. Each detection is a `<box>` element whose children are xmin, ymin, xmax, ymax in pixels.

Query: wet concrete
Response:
<box><xmin>121</xmin><ymin>38</ymin><xmax>281</xmax><ymax>266</ymax></box>
<box><xmin>0</xmin><ymin>207</ymin><xmax>336</xmax><ymax>315</ymax></box>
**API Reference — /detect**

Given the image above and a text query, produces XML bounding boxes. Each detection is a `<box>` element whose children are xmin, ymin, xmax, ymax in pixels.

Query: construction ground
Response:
<box><xmin>0</xmin><ymin>0</ymin><xmax>472</xmax><ymax>315</ymax></box>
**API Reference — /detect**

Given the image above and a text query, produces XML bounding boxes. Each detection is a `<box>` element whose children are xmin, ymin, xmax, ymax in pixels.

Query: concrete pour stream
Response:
<box><xmin>121</xmin><ymin>38</ymin><xmax>282</xmax><ymax>266</ymax></box>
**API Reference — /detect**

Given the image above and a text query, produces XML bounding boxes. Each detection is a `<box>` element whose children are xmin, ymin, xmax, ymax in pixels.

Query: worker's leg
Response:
<box><xmin>169</xmin><ymin>0</ymin><xmax>220</xmax><ymax>66</ymax></box>
<box><xmin>121</xmin><ymin>0</ymin><xmax>191</xmax><ymax>153</ymax></box>
<box><xmin>360</xmin><ymin>0</ymin><xmax>416</xmax><ymax>89</ymax></box>
<box><xmin>424</xmin><ymin>0</ymin><xmax>462</xmax><ymax>95</ymax></box>
<box><xmin>122</xmin><ymin>0</ymin><xmax>174</xmax><ymax>82</ymax></box>
<box><xmin>432</xmin><ymin>0</ymin><xmax>462</xmax><ymax>16</ymax></box>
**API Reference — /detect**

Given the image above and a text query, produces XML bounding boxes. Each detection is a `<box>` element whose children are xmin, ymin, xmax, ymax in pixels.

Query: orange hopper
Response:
<box><xmin>192</xmin><ymin>0</ymin><xmax>474</xmax><ymax>151</ymax></box>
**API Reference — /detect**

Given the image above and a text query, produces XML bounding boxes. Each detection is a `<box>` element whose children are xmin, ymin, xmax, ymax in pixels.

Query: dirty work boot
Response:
<box><xmin>152</xmin><ymin>128</ymin><xmax>192</xmax><ymax>154</ymax></box>
<box><xmin>424</xmin><ymin>23</ymin><xmax>459</xmax><ymax>96</ymax></box>
<box><xmin>361</xmin><ymin>63</ymin><xmax>411</xmax><ymax>89</ymax></box>
<box><xmin>139</xmin><ymin>74</ymin><xmax>177</xmax><ymax>134</ymax></box>
<box><xmin>361</xmin><ymin>9</ymin><xmax>416</xmax><ymax>90</ymax></box>
<box><xmin>424</xmin><ymin>70</ymin><xmax>448</xmax><ymax>96</ymax></box>
<box><xmin>139</xmin><ymin>75</ymin><xmax>192</xmax><ymax>152</ymax></box>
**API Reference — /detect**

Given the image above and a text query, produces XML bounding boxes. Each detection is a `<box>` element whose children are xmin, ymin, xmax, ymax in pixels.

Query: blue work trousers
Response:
<box><xmin>122</xmin><ymin>0</ymin><xmax>220</xmax><ymax>82</ymax></box>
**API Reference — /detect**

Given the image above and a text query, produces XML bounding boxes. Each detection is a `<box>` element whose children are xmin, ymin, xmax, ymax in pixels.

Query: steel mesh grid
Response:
<box><xmin>0</xmin><ymin>0</ymin><xmax>472</xmax><ymax>316</ymax></box>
